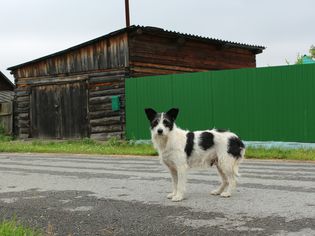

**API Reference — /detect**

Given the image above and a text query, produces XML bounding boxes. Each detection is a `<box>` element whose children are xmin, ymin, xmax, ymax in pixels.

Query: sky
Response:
<box><xmin>0</xmin><ymin>0</ymin><xmax>314</xmax><ymax>82</ymax></box>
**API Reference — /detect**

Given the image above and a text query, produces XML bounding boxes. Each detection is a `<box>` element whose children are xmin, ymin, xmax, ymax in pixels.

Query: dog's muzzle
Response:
<box><xmin>157</xmin><ymin>129</ymin><xmax>163</xmax><ymax>135</ymax></box>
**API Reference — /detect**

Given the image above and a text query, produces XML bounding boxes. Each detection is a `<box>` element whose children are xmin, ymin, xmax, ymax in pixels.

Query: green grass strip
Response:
<box><xmin>246</xmin><ymin>147</ymin><xmax>315</xmax><ymax>161</ymax></box>
<box><xmin>0</xmin><ymin>138</ymin><xmax>157</xmax><ymax>156</ymax></box>
<box><xmin>0</xmin><ymin>136</ymin><xmax>314</xmax><ymax>161</ymax></box>
<box><xmin>0</xmin><ymin>218</ymin><xmax>42</xmax><ymax>236</ymax></box>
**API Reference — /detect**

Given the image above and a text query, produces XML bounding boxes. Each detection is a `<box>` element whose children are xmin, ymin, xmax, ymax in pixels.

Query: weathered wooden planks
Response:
<box><xmin>30</xmin><ymin>82</ymin><xmax>89</xmax><ymax>139</ymax></box>
<box><xmin>88</xmin><ymin>72</ymin><xmax>126</xmax><ymax>140</ymax></box>
<box><xmin>13</xmin><ymin>33</ymin><xmax>129</xmax><ymax>79</ymax></box>
<box><xmin>128</xmin><ymin>32</ymin><xmax>256</xmax><ymax>76</ymax></box>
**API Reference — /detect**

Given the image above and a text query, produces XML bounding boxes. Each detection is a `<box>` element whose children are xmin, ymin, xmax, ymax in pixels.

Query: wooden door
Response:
<box><xmin>31</xmin><ymin>82</ymin><xmax>88</xmax><ymax>139</ymax></box>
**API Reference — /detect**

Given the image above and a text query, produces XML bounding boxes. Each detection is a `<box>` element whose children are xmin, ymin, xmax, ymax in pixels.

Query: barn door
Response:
<box><xmin>31</xmin><ymin>81</ymin><xmax>88</xmax><ymax>139</ymax></box>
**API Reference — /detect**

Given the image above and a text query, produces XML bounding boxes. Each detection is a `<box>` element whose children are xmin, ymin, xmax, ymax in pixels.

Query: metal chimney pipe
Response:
<box><xmin>125</xmin><ymin>0</ymin><xmax>130</xmax><ymax>27</ymax></box>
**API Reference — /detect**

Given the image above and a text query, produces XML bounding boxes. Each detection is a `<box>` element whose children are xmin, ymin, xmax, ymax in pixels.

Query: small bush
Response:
<box><xmin>0</xmin><ymin>124</ymin><xmax>13</xmax><ymax>141</ymax></box>
<box><xmin>81</xmin><ymin>138</ymin><xmax>97</xmax><ymax>145</ymax></box>
<box><xmin>105</xmin><ymin>137</ymin><xmax>126</xmax><ymax>147</ymax></box>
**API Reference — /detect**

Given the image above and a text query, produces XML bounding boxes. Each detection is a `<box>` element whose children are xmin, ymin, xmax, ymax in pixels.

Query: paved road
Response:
<box><xmin>0</xmin><ymin>153</ymin><xmax>314</xmax><ymax>236</ymax></box>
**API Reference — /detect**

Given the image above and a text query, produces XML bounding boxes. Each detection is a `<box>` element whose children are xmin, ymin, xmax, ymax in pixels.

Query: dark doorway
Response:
<box><xmin>30</xmin><ymin>81</ymin><xmax>88</xmax><ymax>139</ymax></box>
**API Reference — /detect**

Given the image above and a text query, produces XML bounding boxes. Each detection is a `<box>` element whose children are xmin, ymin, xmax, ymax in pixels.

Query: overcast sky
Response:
<box><xmin>1</xmin><ymin>0</ymin><xmax>314</xmax><ymax>82</ymax></box>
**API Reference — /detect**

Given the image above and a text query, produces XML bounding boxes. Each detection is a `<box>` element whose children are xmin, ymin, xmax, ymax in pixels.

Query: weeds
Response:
<box><xmin>0</xmin><ymin>218</ymin><xmax>42</xmax><ymax>236</ymax></box>
<box><xmin>0</xmin><ymin>124</ymin><xmax>13</xmax><ymax>142</ymax></box>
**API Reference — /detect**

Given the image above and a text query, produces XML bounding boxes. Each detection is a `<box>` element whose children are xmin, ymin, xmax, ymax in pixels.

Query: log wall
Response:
<box><xmin>13</xmin><ymin>71</ymin><xmax>127</xmax><ymax>140</ymax></box>
<box><xmin>15</xmin><ymin>87</ymin><xmax>31</xmax><ymax>139</ymax></box>
<box><xmin>88</xmin><ymin>70</ymin><xmax>126</xmax><ymax>140</ymax></box>
<box><xmin>128</xmin><ymin>30</ymin><xmax>257</xmax><ymax>77</ymax></box>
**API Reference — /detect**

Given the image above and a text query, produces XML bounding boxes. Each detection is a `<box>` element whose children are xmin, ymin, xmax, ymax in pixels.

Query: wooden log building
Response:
<box><xmin>0</xmin><ymin>71</ymin><xmax>14</xmax><ymax>91</ymax></box>
<box><xmin>8</xmin><ymin>25</ymin><xmax>265</xmax><ymax>140</ymax></box>
<box><xmin>0</xmin><ymin>71</ymin><xmax>14</xmax><ymax>135</ymax></box>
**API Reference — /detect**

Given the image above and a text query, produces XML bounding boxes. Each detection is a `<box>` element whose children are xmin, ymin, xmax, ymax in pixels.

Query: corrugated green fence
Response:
<box><xmin>125</xmin><ymin>64</ymin><xmax>315</xmax><ymax>142</ymax></box>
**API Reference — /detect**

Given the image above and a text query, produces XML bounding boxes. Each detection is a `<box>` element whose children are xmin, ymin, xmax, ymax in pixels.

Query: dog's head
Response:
<box><xmin>144</xmin><ymin>108</ymin><xmax>179</xmax><ymax>137</ymax></box>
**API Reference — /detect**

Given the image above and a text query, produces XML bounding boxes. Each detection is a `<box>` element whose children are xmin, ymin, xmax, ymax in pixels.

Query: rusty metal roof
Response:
<box><xmin>8</xmin><ymin>25</ymin><xmax>265</xmax><ymax>71</ymax></box>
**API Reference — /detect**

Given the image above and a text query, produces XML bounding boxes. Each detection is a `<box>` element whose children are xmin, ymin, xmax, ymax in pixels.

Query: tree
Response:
<box><xmin>286</xmin><ymin>45</ymin><xmax>315</xmax><ymax>64</ymax></box>
<box><xmin>309</xmin><ymin>45</ymin><xmax>315</xmax><ymax>58</ymax></box>
<box><xmin>294</xmin><ymin>53</ymin><xmax>303</xmax><ymax>64</ymax></box>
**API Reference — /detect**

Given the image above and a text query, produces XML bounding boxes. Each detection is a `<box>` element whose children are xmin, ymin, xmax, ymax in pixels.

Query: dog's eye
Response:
<box><xmin>163</xmin><ymin>120</ymin><xmax>170</xmax><ymax>126</ymax></box>
<box><xmin>152</xmin><ymin>120</ymin><xmax>159</xmax><ymax>127</ymax></box>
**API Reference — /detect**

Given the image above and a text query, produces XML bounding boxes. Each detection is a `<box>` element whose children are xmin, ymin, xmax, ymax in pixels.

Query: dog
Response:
<box><xmin>145</xmin><ymin>108</ymin><xmax>245</xmax><ymax>202</ymax></box>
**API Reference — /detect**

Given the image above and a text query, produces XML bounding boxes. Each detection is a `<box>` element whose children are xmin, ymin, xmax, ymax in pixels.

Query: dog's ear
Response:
<box><xmin>145</xmin><ymin>108</ymin><xmax>157</xmax><ymax>121</ymax></box>
<box><xmin>166</xmin><ymin>108</ymin><xmax>179</xmax><ymax>121</ymax></box>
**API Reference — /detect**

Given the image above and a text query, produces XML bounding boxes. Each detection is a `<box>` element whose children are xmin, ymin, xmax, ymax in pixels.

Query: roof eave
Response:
<box><xmin>0</xmin><ymin>71</ymin><xmax>15</xmax><ymax>88</ymax></box>
<box><xmin>8</xmin><ymin>25</ymin><xmax>137</xmax><ymax>71</ymax></box>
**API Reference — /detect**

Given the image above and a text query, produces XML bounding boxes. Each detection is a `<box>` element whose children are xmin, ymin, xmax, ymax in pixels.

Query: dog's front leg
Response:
<box><xmin>172</xmin><ymin>165</ymin><xmax>187</xmax><ymax>202</ymax></box>
<box><xmin>167</xmin><ymin>167</ymin><xmax>178</xmax><ymax>199</ymax></box>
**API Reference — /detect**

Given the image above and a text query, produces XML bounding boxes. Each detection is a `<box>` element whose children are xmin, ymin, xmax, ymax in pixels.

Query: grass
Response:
<box><xmin>0</xmin><ymin>134</ymin><xmax>314</xmax><ymax>161</ymax></box>
<box><xmin>0</xmin><ymin>218</ymin><xmax>42</xmax><ymax>236</ymax></box>
<box><xmin>245</xmin><ymin>147</ymin><xmax>315</xmax><ymax>161</ymax></box>
<box><xmin>0</xmin><ymin>137</ymin><xmax>157</xmax><ymax>156</ymax></box>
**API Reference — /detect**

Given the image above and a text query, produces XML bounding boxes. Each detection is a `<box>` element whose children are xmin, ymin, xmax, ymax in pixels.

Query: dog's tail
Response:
<box><xmin>233</xmin><ymin>148</ymin><xmax>245</xmax><ymax>178</ymax></box>
<box><xmin>233</xmin><ymin>161</ymin><xmax>241</xmax><ymax>177</ymax></box>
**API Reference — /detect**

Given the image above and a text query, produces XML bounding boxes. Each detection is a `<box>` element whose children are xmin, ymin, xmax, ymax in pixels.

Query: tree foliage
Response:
<box><xmin>309</xmin><ymin>45</ymin><xmax>315</xmax><ymax>58</ymax></box>
<box><xmin>290</xmin><ymin>45</ymin><xmax>315</xmax><ymax>64</ymax></box>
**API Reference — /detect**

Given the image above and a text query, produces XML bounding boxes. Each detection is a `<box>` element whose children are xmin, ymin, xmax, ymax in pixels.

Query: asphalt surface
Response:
<box><xmin>0</xmin><ymin>153</ymin><xmax>314</xmax><ymax>236</ymax></box>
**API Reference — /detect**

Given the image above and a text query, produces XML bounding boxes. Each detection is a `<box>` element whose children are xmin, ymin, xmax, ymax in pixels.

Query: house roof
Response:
<box><xmin>8</xmin><ymin>25</ymin><xmax>265</xmax><ymax>71</ymax></box>
<box><xmin>0</xmin><ymin>71</ymin><xmax>14</xmax><ymax>90</ymax></box>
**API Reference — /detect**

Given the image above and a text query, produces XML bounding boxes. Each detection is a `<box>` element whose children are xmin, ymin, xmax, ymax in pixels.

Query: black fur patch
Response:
<box><xmin>227</xmin><ymin>136</ymin><xmax>245</xmax><ymax>159</ymax></box>
<box><xmin>199</xmin><ymin>132</ymin><xmax>214</xmax><ymax>150</ymax></box>
<box><xmin>185</xmin><ymin>132</ymin><xmax>195</xmax><ymax>157</ymax></box>
<box><xmin>165</xmin><ymin>108</ymin><xmax>179</xmax><ymax>122</ymax></box>
<box><xmin>150</xmin><ymin>114</ymin><xmax>161</xmax><ymax>129</ymax></box>
<box><xmin>162</xmin><ymin>114</ymin><xmax>174</xmax><ymax>131</ymax></box>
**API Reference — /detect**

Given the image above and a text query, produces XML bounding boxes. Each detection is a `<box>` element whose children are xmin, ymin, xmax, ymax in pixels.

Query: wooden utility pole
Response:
<box><xmin>125</xmin><ymin>0</ymin><xmax>130</xmax><ymax>27</ymax></box>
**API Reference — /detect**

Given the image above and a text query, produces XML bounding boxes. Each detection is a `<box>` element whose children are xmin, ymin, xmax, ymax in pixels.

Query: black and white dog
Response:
<box><xmin>145</xmin><ymin>108</ymin><xmax>245</xmax><ymax>202</ymax></box>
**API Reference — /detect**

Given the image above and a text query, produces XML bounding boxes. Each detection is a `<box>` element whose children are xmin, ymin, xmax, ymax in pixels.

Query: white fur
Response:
<box><xmin>151</xmin><ymin>116</ymin><xmax>245</xmax><ymax>202</ymax></box>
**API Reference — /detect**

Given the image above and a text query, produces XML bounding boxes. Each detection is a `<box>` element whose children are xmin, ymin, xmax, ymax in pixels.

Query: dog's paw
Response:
<box><xmin>167</xmin><ymin>193</ymin><xmax>174</xmax><ymax>199</ymax></box>
<box><xmin>171</xmin><ymin>195</ymin><xmax>184</xmax><ymax>202</ymax></box>
<box><xmin>220</xmin><ymin>192</ymin><xmax>231</xmax><ymax>198</ymax></box>
<box><xmin>211</xmin><ymin>189</ymin><xmax>222</xmax><ymax>195</ymax></box>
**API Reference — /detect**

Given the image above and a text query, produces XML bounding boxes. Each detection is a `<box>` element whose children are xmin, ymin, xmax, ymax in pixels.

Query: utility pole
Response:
<box><xmin>125</xmin><ymin>0</ymin><xmax>130</xmax><ymax>27</ymax></box>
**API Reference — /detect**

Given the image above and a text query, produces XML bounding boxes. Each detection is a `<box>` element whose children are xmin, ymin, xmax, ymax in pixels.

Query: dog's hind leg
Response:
<box><xmin>172</xmin><ymin>165</ymin><xmax>187</xmax><ymax>202</ymax></box>
<box><xmin>219</xmin><ymin>158</ymin><xmax>238</xmax><ymax>197</ymax></box>
<box><xmin>220</xmin><ymin>173</ymin><xmax>236</xmax><ymax>197</ymax></box>
<box><xmin>167</xmin><ymin>167</ymin><xmax>178</xmax><ymax>199</ymax></box>
<box><xmin>211</xmin><ymin>163</ymin><xmax>228</xmax><ymax>195</ymax></box>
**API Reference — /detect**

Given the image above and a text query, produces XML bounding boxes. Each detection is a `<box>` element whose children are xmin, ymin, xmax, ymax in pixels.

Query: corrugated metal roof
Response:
<box><xmin>0</xmin><ymin>90</ymin><xmax>14</xmax><ymax>103</ymax></box>
<box><xmin>141</xmin><ymin>26</ymin><xmax>265</xmax><ymax>51</ymax></box>
<box><xmin>8</xmin><ymin>25</ymin><xmax>265</xmax><ymax>71</ymax></box>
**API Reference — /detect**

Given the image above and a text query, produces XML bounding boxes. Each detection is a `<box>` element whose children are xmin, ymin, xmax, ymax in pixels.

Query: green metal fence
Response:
<box><xmin>125</xmin><ymin>64</ymin><xmax>315</xmax><ymax>142</ymax></box>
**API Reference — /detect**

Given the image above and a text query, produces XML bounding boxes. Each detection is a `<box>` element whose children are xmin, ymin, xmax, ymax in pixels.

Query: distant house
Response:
<box><xmin>302</xmin><ymin>55</ymin><xmax>315</xmax><ymax>64</ymax></box>
<box><xmin>0</xmin><ymin>71</ymin><xmax>14</xmax><ymax>91</ymax></box>
<box><xmin>8</xmin><ymin>25</ymin><xmax>265</xmax><ymax>140</ymax></box>
<box><xmin>0</xmin><ymin>71</ymin><xmax>14</xmax><ymax>134</ymax></box>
